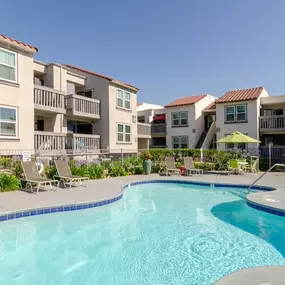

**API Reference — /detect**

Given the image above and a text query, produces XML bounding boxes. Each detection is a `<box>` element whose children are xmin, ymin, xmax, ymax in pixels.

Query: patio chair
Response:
<box><xmin>244</xmin><ymin>158</ymin><xmax>259</xmax><ymax>173</ymax></box>
<box><xmin>165</xmin><ymin>157</ymin><xmax>180</xmax><ymax>175</ymax></box>
<box><xmin>21</xmin><ymin>161</ymin><xmax>59</xmax><ymax>194</ymax></box>
<box><xmin>228</xmin><ymin>159</ymin><xmax>242</xmax><ymax>175</ymax></box>
<box><xmin>54</xmin><ymin>159</ymin><xmax>89</xmax><ymax>188</ymax></box>
<box><xmin>184</xmin><ymin>157</ymin><xmax>203</xmax><ymax>175</ymax></box>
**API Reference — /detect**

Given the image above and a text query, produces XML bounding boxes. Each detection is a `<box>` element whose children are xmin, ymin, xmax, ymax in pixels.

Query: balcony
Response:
<box><xmin>66</xmin><ymin>133</ymin><xmax>100</xmax><ymax>151</ymax></box>
<box><xmin>65</xmin><ymin>94</ymin><xmax>100</xmax><ymax>120</ymax></box>
<box><xmin>34</xmin><ymin>131</ymin><xmax>100</xmax><ymax>153</ymax></box>
<box><xmin>151</xmin><ymin>123</ymin><xmax>167</xmax><ymax>136</ymax></box>
<box><xmin>260</xmin><ymin>116</ymin><xmax>285</xmax><ymax>132</ymax></box>
<box><xmin>34</xmin><ymin>131</ymin><xmax>66</xmax><ymax>153</ymax></box>
<box><xmin>137</xmin><ymin>123</ymin><xmax>151</xmax><ymax>139</ymax></box>
<box><xmin>34</xmin><ymin>85</ymin><xmax>65</xmax><ymax>114</ymax></box>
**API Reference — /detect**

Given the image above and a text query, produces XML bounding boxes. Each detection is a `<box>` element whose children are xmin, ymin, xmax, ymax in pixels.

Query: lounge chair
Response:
<box><xmin>165</xmin><ymin>157</ymin><xmax>180</xmax><ymax>175</ymax></box>
<box><xmin>54</xmin><ymin>159</ymin><xmax>89</xmax><ymax>188</ymax></box>
<box><xmin>184</xmin><ymin>157</ymin><xmax>203</xmax><ymax>175</ymax></box>
<box><xmin>21</xmin><ymin>161</ymin><xmax>59</xmax><ymax>194</ymax></box>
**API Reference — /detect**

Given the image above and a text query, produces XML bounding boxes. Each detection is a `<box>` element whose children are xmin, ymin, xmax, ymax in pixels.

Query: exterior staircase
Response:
<box><xmin>195</xmin><ymin>132</ymin><xmax>207</xmax><ymax>148</ymax></box>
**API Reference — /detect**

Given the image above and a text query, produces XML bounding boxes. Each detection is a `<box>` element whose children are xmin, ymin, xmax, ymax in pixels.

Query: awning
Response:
<box><xmin>154</xmin><ymin>114</ymin><xmax>165</xmax><ymax>121</ymax></box>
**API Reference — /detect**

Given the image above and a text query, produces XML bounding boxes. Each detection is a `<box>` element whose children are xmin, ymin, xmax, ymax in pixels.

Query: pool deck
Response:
<box><xmin>0</xmin><ymin>172</ymin><xmax>285</xmax><ymax>284</ymax></box>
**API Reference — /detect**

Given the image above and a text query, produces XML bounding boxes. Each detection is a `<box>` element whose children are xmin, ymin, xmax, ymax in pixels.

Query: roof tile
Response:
<box><xmin>0</xmin><ymin>34</ymin><xmax>38</xmax><ymax>52</ymax></box>
<box><xmin>64</xmin><ymin>64</ymin><xmax>139</xmax><ymax>90</ymax></box>
<box><xmin>216</xmin><ymin>87</ymin><xmax>264</xmax><ymax>103</ymax></box>
<box><xmin>204</xmin><ymin>101</ymin><xmax>216</xmax><ymax>110</ymax></box>
<box><xmin>165</xmin><ymin>95</ymin><xmax>207</xmax><ymax>108</ymax></box>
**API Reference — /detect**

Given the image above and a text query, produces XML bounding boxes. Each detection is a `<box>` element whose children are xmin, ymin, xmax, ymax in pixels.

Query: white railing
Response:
<box><xmin>151</xmin><ymin>123</ymin><xmax>167</xmax><ymax>134</ymax></box>
<box><xmin>66</xmin><ymin>133</ymin><xmax>100</xmax><ymax>150</ymax></box>
<box><xmin>260</xmin><ymin>115</ymin><xmax>285</xmax><ymax>131</ymax></box>
<box><xmin>34</xmin><ymin>131</ymin><xmax>66</xmax><ymax>151</ymax></box>
<box><xmin>137</xmin><ymin>123</ymin><xmax>151</xmax><ymax>138</ymax></box>
<box><xmin>65</xmin><ymin>94</ymin><xmax>100</xmax><ymax>118</ymax></box>
<box><xmin>34</xmin><ymin>85</ymin><xmax>65</xmax><ymax>113</ymax></box>
<box><xmin>201</xmin><ymin>122</ymin><xmax>216</xmax><ymax>149</ymax></box>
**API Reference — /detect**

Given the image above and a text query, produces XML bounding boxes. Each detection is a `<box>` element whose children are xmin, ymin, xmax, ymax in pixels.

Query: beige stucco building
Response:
<box><xmin>164</xmin><ymin>94</ymin><xmax>216</xmax><ymax>149</ymax></box>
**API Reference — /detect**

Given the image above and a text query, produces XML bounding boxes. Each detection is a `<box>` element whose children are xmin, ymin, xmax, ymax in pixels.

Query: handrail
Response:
<box><xmin>248</xmin><ymin>163</ymin><xmax>285</xmax><ymax>193</ymax></box>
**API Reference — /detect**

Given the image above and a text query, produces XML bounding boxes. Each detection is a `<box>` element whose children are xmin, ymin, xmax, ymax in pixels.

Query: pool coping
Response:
<box><xmin>0</xmin><ymin>178</ymin><xmax>277</xmax><ymax>223</ymax></box>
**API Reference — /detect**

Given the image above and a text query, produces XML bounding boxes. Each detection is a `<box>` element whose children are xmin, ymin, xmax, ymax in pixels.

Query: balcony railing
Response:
<box><xmin>137</xmin><ymin>123</ymin><xmax>151</xmax><ymax>138</ymax></box>
<box><xmin>34</xmin><ymin>85</ymin><xmax>66</xmax><ymax>113</ymax></box>
<box><xmin>260</xmin><ymin>115</ymin><xmax>285</xmax><ymax>131</ymax></box>
<box><xmin>34</xmin><ymin>131</ymin><xmax>66</xmax><ymax>152</ymax></box>
<box><xmin>151</xmin><ymin>123</ymin><xmax>167</xmax><ymax>135</ymax></box>
<box><xmin>66</xmin><ymin>133</ymin><xmax>100</xmax><ymax>151</ymax></box>
<box><xmin>65</xmin><ymin>94</ymin><xmax>100</xmax><ymax>119</ymax></box>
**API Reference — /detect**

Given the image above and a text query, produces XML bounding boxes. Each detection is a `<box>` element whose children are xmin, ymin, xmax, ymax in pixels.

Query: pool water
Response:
<box><xmin>0</xmin><ymin>183</ymin><xmax>285</xmax><ymax>285</ymax></box>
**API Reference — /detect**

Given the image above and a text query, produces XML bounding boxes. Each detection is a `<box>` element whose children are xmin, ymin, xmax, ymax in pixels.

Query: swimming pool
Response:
<box><xmin>0</xmin><ymin>181</ymin><xmax>284</xmax><ymax>285</ymax></box>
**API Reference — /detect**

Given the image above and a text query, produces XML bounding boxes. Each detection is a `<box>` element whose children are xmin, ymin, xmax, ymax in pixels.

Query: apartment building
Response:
<box><xmin>164</xmin><ymin>94</ymin><xmax>216</xmax><ymax>149</ymax></box>
<box><xmin>0</xmin><ymin>35</ymin><xmax>37</xmax><ymax>150</ymax></box>
<box><xmin>0</xmin><ymin>34</ymin><xmax>141</xmax><ymax>154</ymax></box>
<box><xmin>137</xmin><ymin>103</ymin><xmax>166</xmax><ymax>148</ymax></box>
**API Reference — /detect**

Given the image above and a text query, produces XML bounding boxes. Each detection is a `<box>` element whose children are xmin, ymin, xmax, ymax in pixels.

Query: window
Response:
<box><xmin>172</xmin><ymin>136</ymin><xmax>188</xmax><ymax>148</ymax></box>
<box><xmin>0</xmin><ymin>106</ymin><xmax>17</xmax><ymax>138</ymax></box>
<box><xmin>117</xmin><ymin>89</ymin><xmax>131</xmax><ymax>110</ymax></box>
<box><xmin>225</xmin><ymin>106</ymin><xmax>235</xmax><ymax>122</ymax></box>
<box><xmin>0</xmin><ymin>48</ymin><xmax>17</xmax><ymax>82</ymax></box>
<box><xmin>171</xmin><ymin>111</ymin><xmax>188</xmax><ymax>127</ymax></box>
<box><xmin>236</xmin><ymin>105</ymin><xmax>247</xmax><ymax>122</ymax></box>
<box><xmin>117</xmin><ymin>123</ymin><xmax>131</xmax><ymax>143</ymax></box>
<box><xmin>225</xmin><ymin>104</ymin><xmax>247</xmax><ymax>123</ymax></box>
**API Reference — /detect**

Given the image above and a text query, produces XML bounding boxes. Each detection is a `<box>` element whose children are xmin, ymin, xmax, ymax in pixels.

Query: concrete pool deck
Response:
<box><xmin>0</xmin><ymin>172</ymin><xmax>285</xmax><ymax>284</ymax></box>
<box><xmin>0</xmin><ymin>172</ymin><xmax>284</xmax><ymax>215</ymax></box>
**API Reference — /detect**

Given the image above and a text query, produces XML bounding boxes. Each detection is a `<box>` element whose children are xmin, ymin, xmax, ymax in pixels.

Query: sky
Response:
<box><xmin>2</xmin><ymin>0</ymin><xmax>285</xmax><ymax>105</ymax></box>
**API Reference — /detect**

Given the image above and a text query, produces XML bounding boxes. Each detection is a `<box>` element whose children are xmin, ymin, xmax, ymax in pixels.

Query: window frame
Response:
<box><xmin>225</xmin><ymin>104</ymin><xmax>247</xmax><ymax>123</ymax></box>
<box><xmin>116</xmin><ymin>123</ymin><xmax>132</xmax><ymax>144</ymax></box>
<box><xmin>236</xmin><ymin>104</ymin><xmax>247</xmax><ymax>122</ymax></box>
<box><xmin>172</xmin><ymin>136</ymin><xmax>188</xmax><ymax>149</ymax></box>
<box><xmin>0</xmin><ymin>47</ymin><xmax>17</xmax><ymax>83</ymax></box>
<box><xmin>225</xmin><ymin>105</ymin><xmax>235</xmax><ymax>123</ymax></box>
<box><xmin>0</xmin><ymin>105</ymin><xmax>18</xmax><ymax>139</ymax></box>
<box><xmin>171</xmin><ymin>111</ymin><xmax>188</xmax><ymax>127</ymax></box>
<box><xmin>116</xmin><ymin>89</ymin><xmax>131</xmax><ymax>110</ymax></box>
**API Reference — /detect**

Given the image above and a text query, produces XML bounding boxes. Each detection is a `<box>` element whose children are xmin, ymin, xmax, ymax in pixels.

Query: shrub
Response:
<box><xmin>44</xmin><ymin>165</ymin><xmax>57</xmax><ymax>179</ymax></box>
<box><xmin>0</xmin><ymin>173</ymin><xmax>19</xmax><ymax>192</ymax></box>
<box><xmin>87</xmin><ymin>164</ymin><xmax>104</xmax><ymax>179</ymax></box>
<box><xmin>109</xmin><ymin>161</ymin><xmax>128</xmax><ymax>177</ymax></box>
<box><xmin>0</xmin><ymin>157</ymin><xmax>12</xmax><ymax>169</ymax></box>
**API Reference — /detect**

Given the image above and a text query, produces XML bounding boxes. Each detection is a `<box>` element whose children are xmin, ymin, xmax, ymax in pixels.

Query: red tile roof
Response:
<box><xmin>216</xmin><ymin>87</ymin><xmax>264</xmax><ymax>103</ymax></box>
<box><xmin>0</xmin><ymin>34</ymin><xmax>38</xmax><ymax>52</ymax></box>
<box><xmin>165</xmin><ymin>95</ymin><xmax>207</xmax><ymax>108</ymax></box>
<box><xmin>204</xmin><ymin>101</ymin><xmax>216</xmax><ymax>111</ymax></box>
<box><xmin>64</xmin><ymin>64</ymin><xmax>139</xmax><ymax>90</ymax></box>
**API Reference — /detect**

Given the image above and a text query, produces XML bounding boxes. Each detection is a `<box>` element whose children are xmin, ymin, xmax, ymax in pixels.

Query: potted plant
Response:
<box><xmin>141</xmin><ymin>151</ymin><xmax>152</xmax><ymax>175</ymax></box>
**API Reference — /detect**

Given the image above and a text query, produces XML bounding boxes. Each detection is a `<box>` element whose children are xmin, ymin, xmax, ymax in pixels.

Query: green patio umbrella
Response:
<box><xmin>217</xmin><ymin>131</ymin><xmax>261</xmax><ymax>144</ymax></box>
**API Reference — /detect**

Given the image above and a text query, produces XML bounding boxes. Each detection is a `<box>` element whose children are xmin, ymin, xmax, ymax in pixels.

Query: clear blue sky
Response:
<box><xmin>2</xmin><ymin>0</ymin><xmax>285</xmax><ymax>105</ymax></box>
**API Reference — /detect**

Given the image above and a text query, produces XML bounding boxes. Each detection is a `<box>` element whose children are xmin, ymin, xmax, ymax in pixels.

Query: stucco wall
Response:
<box><xmin>166</xmin><ymin>95</ymin><xmax>216</xmax><ymax>149</ymax></box>
<box><xmin>108</xmin><ymin>84</ymin><xmax>138</xmax><ymax>152</ymax></box>
<box><xmin>216</xmin><ymin>100</ymin><xmax>260</xmax><ymax>149</ymax></box>
<box><xmin>0</xmin><ymin>45</ymin><xmax>35</xmax><ymax>150</ymax></box>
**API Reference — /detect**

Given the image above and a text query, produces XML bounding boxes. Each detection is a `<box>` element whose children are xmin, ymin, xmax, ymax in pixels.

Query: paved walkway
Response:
<box><xmin>0</xmin><ymin>172</ymin><xmax>284</xmax><ymax>214</ymax></box>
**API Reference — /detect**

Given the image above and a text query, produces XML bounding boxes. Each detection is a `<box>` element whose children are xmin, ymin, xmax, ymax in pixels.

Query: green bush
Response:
<box><xmin>0</xmin><ymin>173</ymin><xmax>19</xmax><ymax>192</ymax></box>
<box><xmin>87</xmin><ymin>164</ymin><xmax>104</xmax><ymax>179</ymax></box>
<box><xmin>108</xmin><ymin>161</ymin><xmax>128</xmax><ymax>177</ymax></box>
<box><xmin>44</xmin><ymin>165</ymin><xmax>57</xmax><ymax>179</ymax></box>
<box><xmin>194</xmin><ymin>162</ymin><xmax>215</xmax><ymax>170</ymax></box>
<box><xmin>0</xmin><ymin>157</ymin><xmax>12</xmax><ymax>169</ymax></box>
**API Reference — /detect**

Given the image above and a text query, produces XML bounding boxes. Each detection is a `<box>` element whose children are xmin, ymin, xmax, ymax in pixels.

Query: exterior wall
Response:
<box><xmin>166</xmin><ymin>95</ymin><xmax>216</xmax><ymax>149</ymax></box>
<box><xmin>0</xmin><ymin>44</ymin><xmax>35</xmax><ymax>150</ymax></box>
<box><xmin>108</xmin><ymin>84</ymin><xmax>138</xmax><ymax>152</ymax></box>
<box><xmin>138</xmin><ymin>138</ymin><xmax>149</xmax><ymax>150</ymax></box>
<box><xmin>216</xmin><ymin>99</ymin><xmax>260</xmax><ymax>150</ymax></box>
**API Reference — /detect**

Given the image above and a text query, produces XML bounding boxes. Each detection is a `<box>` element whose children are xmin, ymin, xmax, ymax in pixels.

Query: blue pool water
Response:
<box><xmin>0</xmin><ymin>183</ymin><xmax>285</xmax><ymax>285</ymax></box>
